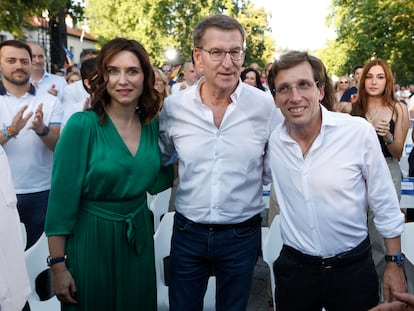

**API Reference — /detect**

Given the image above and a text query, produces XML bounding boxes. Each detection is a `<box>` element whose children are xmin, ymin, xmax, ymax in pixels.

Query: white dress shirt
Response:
<box><xmin>31</xmin><ymin>71</ymin><xmax>67</xmax><ymax>101</ymax></box>
<box><xmin>0</xmin><ymin>146</ymin><xmax>30</xmax><ymax>311</ymax></box>
<box><xmin>265</xmin><ymin>106</ymin><xmax>404</xmax><ymax>257</ymax></box>
<box><xmin>159</xmin><ymin>80</ymin><xmax>281</xmax><ymax>224</ymax></box>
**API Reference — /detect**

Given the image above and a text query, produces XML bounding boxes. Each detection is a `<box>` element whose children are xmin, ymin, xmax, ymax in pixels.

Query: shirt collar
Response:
<box><xmin>195</xmin><ymin>77</ymin><xmax>243</xmax><ymax>105</ymax></box>
<box><xmin>0</xmin><ymin>82</ymin><xmax>36</xmax><ymax>96</ymax></box>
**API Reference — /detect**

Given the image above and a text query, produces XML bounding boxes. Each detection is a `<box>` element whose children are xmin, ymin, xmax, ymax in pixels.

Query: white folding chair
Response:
<box><xmin>24</xmin><ymin>233</ymin><xmax>60</xmax><ymax>310</ymax></box>
<box><xmin>402</xmin><ymin>222</ymin><xmax>414</xmax><ymax>293</ymax></box>
<box><xmin>149</xmin><ymin>188</ymin><xmax>172</xmax><ymax>233</ymax></box>
<box><xmin>402</xmin><ymin>222</ymin><xmax>414</xmax><ymax>262</ymax></box>
<box><xmin>262</xmin><ymin>215</ymin><xmax>283</xmax><ymax>311</ymax></box>
<box><xmin>21</xmin><ymin>222</ymin><xmax>27</xmax><ymax>250</ymax></box>
<box><xmin>154</xmin><ymin>212</ymin><xmax>216</xmax><ymax>310</ymax></box>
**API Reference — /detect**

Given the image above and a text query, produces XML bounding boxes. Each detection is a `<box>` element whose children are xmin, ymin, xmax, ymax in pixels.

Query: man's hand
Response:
<box><xmin>10</xmin><ymin>105</ymin><xmax>33</xmax><ymax>135</ymax></box>
<box><xmin>29</xmin><ymin>103</ymin><xmax>47</xmax><ymax>135</ymax></box>
<box><xmin>48</xmin><ymin>84</ymin><xmax>58</xmax><ymax>97</ymax></box>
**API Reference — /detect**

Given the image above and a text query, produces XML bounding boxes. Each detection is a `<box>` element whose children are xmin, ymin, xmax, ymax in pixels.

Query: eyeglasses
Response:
<box><xmin>273</xmin><ymin>80</ymin><xmax>319</xmax><ymax>97</ymax></box>
<box><xmin>197</xmin><ymin>47</ymin><xmax>245</xmax><ymax>62</ymax></box>
<box><xmin>340</xmin><ymin>81</ymin><xmax>349</xmax><ymax>84</ymax></box>
<box><xmin>162</xmin><ymin>68</ymin><xmax>171</xmax><ymax>73</ymax></box>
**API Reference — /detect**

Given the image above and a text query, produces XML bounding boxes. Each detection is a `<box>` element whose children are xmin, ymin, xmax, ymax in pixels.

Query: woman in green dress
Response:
<box><xmin>45</xmin><ymin>38</ymin><xmax>173</xmax><ymax>310</ymax></box>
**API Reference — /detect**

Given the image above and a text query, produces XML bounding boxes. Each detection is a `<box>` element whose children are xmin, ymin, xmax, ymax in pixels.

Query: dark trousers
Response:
<box><xmin>17</xmin><ymin>190</ymin><xmax>49</xmax><ymax>250</ymax></box>
<box><xmin>169</xmin><ymin>212</ymin><xmax>261</xmax><ymax>311</ymax></box>
<box><xmin>274</xmin><ymin>238</ymin><xmax>379</xmax><ymax>311</ymax></box>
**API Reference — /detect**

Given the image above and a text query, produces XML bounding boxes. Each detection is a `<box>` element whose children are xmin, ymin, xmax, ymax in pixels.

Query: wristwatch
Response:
<box><xmin>47</xmin><ymin>255</ymin><xmax>67</xmax><ymax>266</ymax></box>
<box><xmin>36</xmin><ymin>126</ymin><xmax>50</xmax><ymax>137</ymax></box>
<box><xmin>384</xmin><ymin>252</ymin><xmax>405</xmax><ymax>267</ymax></box>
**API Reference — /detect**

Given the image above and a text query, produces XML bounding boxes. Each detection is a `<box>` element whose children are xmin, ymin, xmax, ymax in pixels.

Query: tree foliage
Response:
<box><xmin>0</xmin><ymin>0</ymin><xmax>84</xmax><ymax>39</ymax></box>
<box><xmin>84</xmin><ymin>0</ymin><xmax>275</xmax><ymax>68</ymax></box>
<box><xmin>322</xmin><ymin>0</ymin><xmax>414</xmax><ymax>85</ymax></box>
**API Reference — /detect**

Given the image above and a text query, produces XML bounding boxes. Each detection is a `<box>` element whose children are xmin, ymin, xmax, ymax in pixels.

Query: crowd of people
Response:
<box><xmin>1</xmin><ymin>12</ymin><xmax>414</xmax><ymax>311</ymax></box>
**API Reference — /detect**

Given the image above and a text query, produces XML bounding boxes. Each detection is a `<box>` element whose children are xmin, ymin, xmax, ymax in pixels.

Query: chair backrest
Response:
<box><xmin>402</xmin><ymin>222</ymin><xmax>414</xmax><ymax>262</ymax></box>
<box><xmin>150</xmin><ymin>188</ymin><xmax>172</xmax><ymax>233</ymax></box>
<box><xmin>262</xmin><ymin>215</ymin><xmax>283</xmax><ymax>311</ymax></box>
<box><xmin>153</xmin><ymin>212</ymin><xmax>216</xmax><ymax>310</ymax></box>
<box><xmin>21</xmin><ymin>222</ymin><xmax>27</xmax><ymax>250</ymax></box>
<box><xmin>24</xmin><ymin>233</ymin><xmax>60</xmax><ymax>311</ymax></box>
<box><xmin>25</xmin><ymin>233</ymin><xmax>50</xmax><ymax>295</ymax></box>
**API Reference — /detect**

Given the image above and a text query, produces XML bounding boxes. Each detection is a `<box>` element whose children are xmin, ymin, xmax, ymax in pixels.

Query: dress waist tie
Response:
<box><xmin>80</xmin><ymin>197</ymin><xmax>148</xmax><ymax>255</ymax></box>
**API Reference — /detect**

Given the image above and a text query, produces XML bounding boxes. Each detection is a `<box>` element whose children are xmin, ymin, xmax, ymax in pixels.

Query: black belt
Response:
<box><xmin>176</xmin><ymin>212</ymin><xmax>262</xmax><ymax>231</ymax></box>
<box><xmin>283</xmin><ymin>236</ymin><xmax>371</xmax><ymax>269</ymax></box>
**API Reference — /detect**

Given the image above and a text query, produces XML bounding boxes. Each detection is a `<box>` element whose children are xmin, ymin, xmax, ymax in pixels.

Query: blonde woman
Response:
<box><xmin>335</xmin><ymin>75</ymin><xmax>351</xmax><ymax>102</ymax></box>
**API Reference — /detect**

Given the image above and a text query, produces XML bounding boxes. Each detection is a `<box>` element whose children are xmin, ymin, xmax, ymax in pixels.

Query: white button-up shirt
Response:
<box><xmin>265</xmin><ymin>106</ymin><xmax>405</xmax><ymax>257</ymax></box>
<box><xmin>159</xmin><ymin>80</ymin><xmax>281</xmax><ymax>224</ymax></box>
<box><xmin>0</xmin><ymin>146</ymin><xmax>30</xmax><ymax>311</ymax></box>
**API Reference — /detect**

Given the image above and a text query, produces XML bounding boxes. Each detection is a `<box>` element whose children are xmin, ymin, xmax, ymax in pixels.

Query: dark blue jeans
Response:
<box><xmin>17</xmin><ymin>190</ymin><xmax>49</xmax><ymax>250</ymax></box>
<box><xmin>169</xmin><ymin>212</ymin><xmax>261</xmax><ymax>311</ymax></box>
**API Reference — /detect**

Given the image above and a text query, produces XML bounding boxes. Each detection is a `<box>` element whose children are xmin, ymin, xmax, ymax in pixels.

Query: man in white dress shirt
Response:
<box><xmin>0</xmin><ymin>145</ymin><xmax>31</xmax><ymax>311</ymax></box>
<box><xmin>159</xmin><ymin>14</ymin><xmax>280</xmax><ymax>311</ymax></box>
<box><xmin>170</xmin><ymin>59</ymin><xmax>199</xmax><ymax>94</ymax></box>
<box><xmin>26</xmin><ymin>41</ymin><xmax>67</xmax><ymax>101</ymax></box>
<box><xmin>265</xmin><ymin>51</ymin><xmax>406</xmax><ymax>310</ymax></box>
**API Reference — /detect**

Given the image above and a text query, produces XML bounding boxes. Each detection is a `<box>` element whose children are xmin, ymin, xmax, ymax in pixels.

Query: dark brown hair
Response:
<box><xmin>268</xmin><ymin>51</ymin><xmax>336</xmax><ymax>111</ymax></box>
<box><xmin>90</xmin><ymin>38</ymin><xmax>161</xmax><ymax>124</ymax></box>
<box><xmin>351</xmin><ymin>58</ymin><xmax>397</xmax><ymax>117</ymax></box>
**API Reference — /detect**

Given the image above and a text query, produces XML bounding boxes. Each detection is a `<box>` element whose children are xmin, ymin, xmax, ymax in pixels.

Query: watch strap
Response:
<box><xmin>47</xmin><ymin>255</ymin><xmax>67</xmax><ymax>266</ymax></box>
<box><xmin>384</xmin><ymin>252</ymin><xmax>405</xmax><ymax>266</ymax></box>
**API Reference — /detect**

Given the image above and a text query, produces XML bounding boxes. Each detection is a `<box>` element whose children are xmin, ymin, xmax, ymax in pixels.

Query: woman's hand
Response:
<box><xmin>373</xmin><ymin>120</ymin><xmax>392</xmax><ymax>139</ymax></box>
<box><xmin>51</xmin><ymin>263</ymin><xmax>78</xmax><ymax>304</ymax></box>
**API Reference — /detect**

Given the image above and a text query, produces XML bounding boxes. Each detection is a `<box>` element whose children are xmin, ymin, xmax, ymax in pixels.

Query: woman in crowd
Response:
<box><xmin>45</xmin><ymin>38</ymin><xmax>173</xmax><ymax>310</ymax></box>
<box><xmin>240</xmin><ymin>67</ymin><xmax>266</xmax><ymax>91</ymax></box>
<box><xmin>66</xmin><ymin>71</ymin><xmax>81</xmax><ymax>84</ymax></box>
<box><xmin>153</xmin><ymin>67</ymin><xmax>170</xmax><ymax>113</ymax></box>
<box><xmin>350</xmin><ymin>58</ymin><xmax>409</xmax><ymax>292</ymax></box>
<box><xmin>335</xmin><ymin>75</ymin><xmax>351</xmax><ymax>102</ymax></box>
<box><xmin>351</xmin><ymin>58</ymin><xmax>409</xmax><ymax>198</ymax></box>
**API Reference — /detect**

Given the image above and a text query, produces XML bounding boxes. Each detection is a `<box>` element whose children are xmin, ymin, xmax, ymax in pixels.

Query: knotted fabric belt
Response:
<box><xmin>81</xmin><ymin>196</ymin><xmax>148</xmax><ymax>255</ymax></box>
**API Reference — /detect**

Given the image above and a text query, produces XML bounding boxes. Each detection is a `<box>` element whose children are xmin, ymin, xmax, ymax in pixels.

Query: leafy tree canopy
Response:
<box><xmin>0</xmin><ymin>0</ymin><xmax>84</xmax><ymax>39</ymax></box>
<box><xmin>322</xmin><ymin>0</ymin><xmax>414</xmax><ymax>85</ymax></box>
<box><xmin>84</xmin><ymin>0</ymin><xmax>275</xmax><ymax>68</ymax></box>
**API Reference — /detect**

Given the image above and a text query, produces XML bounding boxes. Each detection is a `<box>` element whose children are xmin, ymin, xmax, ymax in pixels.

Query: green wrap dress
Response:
<box><xmin>45</xmin><ymin>110</ymin><xmax>173</xmax><ymax>310</ymax></box>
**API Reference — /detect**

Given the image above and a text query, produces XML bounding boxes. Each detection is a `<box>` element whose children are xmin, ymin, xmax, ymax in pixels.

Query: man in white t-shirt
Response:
<box><xmin>0</xmin><ymin>40</ymin><xmax>62</xmax><ymax>249</ymax></box>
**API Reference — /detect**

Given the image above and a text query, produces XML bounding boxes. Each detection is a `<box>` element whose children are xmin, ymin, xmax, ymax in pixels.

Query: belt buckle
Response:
<box><xmin>321</xmin><ymin>255</ymin><xmax>335</xmax><ymax>269</ymax></box>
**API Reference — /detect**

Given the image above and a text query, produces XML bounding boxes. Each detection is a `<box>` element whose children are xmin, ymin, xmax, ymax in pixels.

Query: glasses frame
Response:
<box><xmin>272</xmin><ymin>80</ymin><xmax>319</xmax><ymax>97</ymax></box>
<box><xmin>196</xmin><ymin>47</ymin><xmax>245</xmax><ymax>62</ymax></box>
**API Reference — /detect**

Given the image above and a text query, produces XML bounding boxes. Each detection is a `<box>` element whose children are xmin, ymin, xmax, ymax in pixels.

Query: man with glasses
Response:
<box><xmin>265</xmin><ymin>51</ymin><xmax>406</xmax><ymax>310</ymax></box>
<box><xmin>159</xmin><ymin>14</ymin><xmax>280</xmax><ymax>311</ymax></box>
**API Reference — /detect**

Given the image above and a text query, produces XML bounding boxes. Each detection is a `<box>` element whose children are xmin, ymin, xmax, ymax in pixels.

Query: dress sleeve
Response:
<box><xmin>147</xmin><ymin>163</ymin><xmax>174</xmax><ymax>195</ymax></box>
<box><xmin>45</xmin><ymin>111</ymin><xmax>95</xmax><ymax>236</ymax></box>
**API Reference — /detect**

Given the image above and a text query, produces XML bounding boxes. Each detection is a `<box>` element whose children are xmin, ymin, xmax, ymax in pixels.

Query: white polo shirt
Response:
<box><xmin>0</xmin><ymin>84</ymin><xmax>63</xmax><ymax>194</ymax></box>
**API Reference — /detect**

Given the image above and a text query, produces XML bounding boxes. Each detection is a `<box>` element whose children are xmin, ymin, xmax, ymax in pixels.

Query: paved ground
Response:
<box><xmin>246</xmin><ymin>256</ymin><xmax>273</xmax><ymax>311</ymax></box>
<box><xmin>247</xmin><ymin>209</ymin><xmax>273</xmax><ymax>311</ymax></box>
